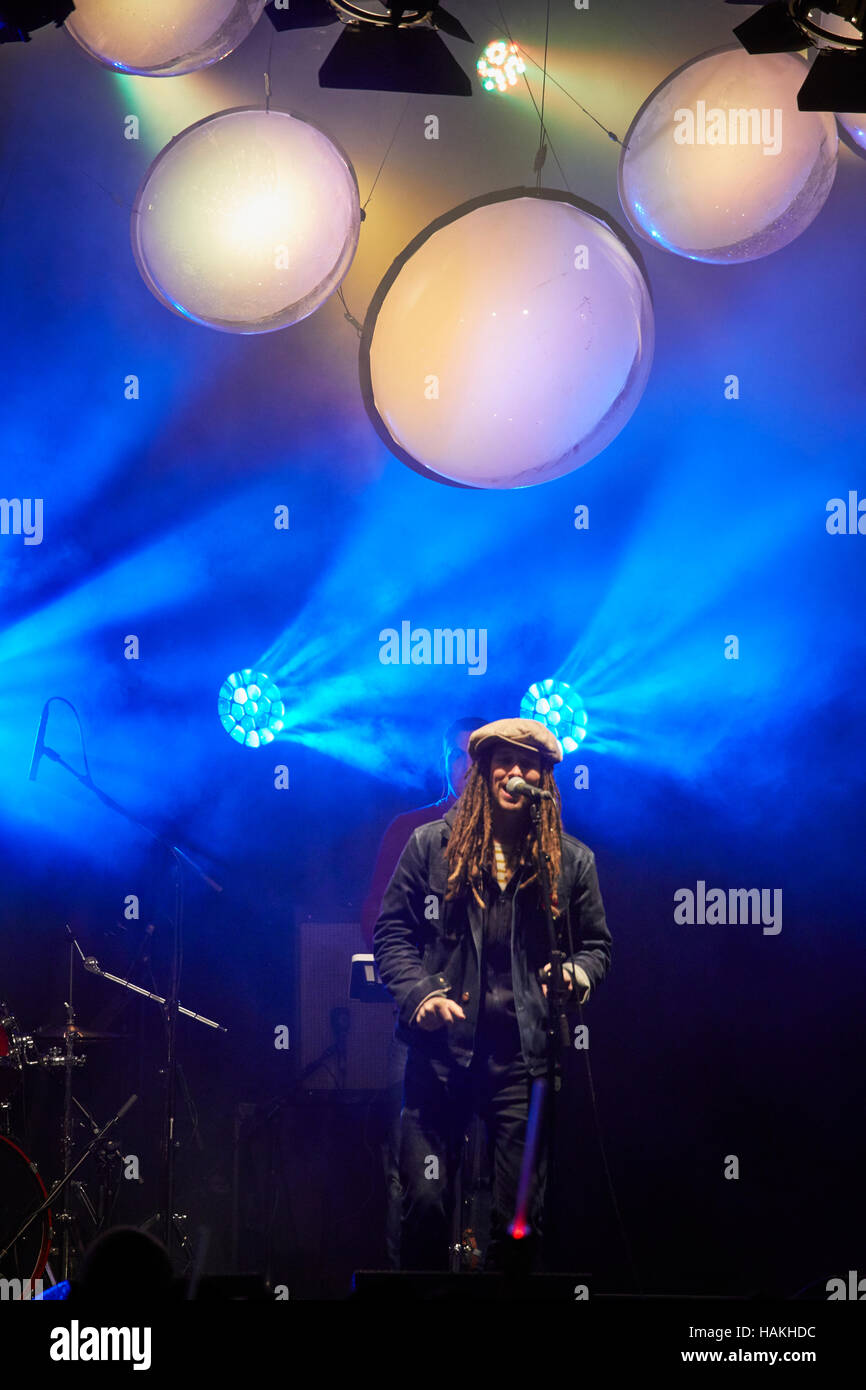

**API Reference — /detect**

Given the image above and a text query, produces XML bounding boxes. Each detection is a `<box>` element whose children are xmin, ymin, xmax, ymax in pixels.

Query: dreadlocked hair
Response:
<box><xmin>445</xmin><ymin>757</ymin><xmax>563</xmax><ymax>913</ymax></box>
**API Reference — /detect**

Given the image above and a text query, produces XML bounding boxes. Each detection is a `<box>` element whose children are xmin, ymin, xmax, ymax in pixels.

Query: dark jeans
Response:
<box><xmin>398</xmin><ymin>1041</ymin><xmax>547</xmax><ymax>1272</ymax></box>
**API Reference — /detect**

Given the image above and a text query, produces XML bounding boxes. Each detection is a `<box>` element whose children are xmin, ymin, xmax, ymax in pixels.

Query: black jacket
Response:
<box><xmin>373</xmin><ymin>807</ymin><xmax>612</xmax><ymax>1077</ymax></box>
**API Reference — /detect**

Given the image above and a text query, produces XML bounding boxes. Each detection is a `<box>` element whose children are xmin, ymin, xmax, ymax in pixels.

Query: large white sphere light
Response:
<box><xmin>131</xmin><ymin>108</ymin><xmax>361</xmax><ymax>334</ymax></box>
<box><xmin>618</xmin><ymin>46</ymin><xmax>838</xmax><ymax>263</ymax></box>
<box><xmin>836</xmin><ymin>109</ymin><xmax>866</xmax><ymax>154</ymax></box>
<box><xmin>360</xmin><ymin>189</ymin><xmax>654</xmax><ymax>490</ymax></box>
<box><xmin>66</xmin><ymin>0</ymin><xmax>267</xmax><ymax>77</ymax></box>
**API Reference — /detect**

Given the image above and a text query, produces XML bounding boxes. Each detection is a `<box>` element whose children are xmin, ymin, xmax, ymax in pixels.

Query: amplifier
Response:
<box><xmin>296</xmin><ymin>922</ymin><xmax>396</xmax><ymax>1090</ymax></box>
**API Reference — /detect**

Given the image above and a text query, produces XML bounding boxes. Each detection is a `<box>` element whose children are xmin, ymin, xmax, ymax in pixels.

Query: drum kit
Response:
<box><xmin>12</xmin><ymin>706</ymin><xmax>228</xmax><ymax>1285</ymax></box>
<box><xmin>0</xmin><ymin>921</ymin><xmax>225</xmax><ymax>1294</ymax></box>
<box><xmin>0</xmin><ymin>991</ymin><xmax>128</xmax><ymax>1294</ymax></box>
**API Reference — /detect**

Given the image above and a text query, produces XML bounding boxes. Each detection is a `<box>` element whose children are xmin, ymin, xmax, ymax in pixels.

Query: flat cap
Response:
<box><xmin>468</xmin><ymin>717</ymin><xmax>562</xmax><ymax>765</ymax></box>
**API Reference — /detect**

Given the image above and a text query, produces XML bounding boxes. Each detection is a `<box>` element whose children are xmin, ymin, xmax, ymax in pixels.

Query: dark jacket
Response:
<box><xmin>373</xmin><ymin>807</ymin><xmax>611</xmax><ymax>1077</ymax></box>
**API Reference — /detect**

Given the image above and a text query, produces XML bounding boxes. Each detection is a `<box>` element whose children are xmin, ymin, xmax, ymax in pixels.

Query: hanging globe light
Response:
<box><xmin>131</xmin><ymin>107</ymin><xmax>361</xmax><ymax>333</ymax></box>
<box><xmin>360</xmin><ymin>188</ymin><xmax>654</xmax><ymax>489</ymax></box>
<box><xmin>618</xmin><ymin>45</ymin><xmax>838</xmax><ymax>263</ymax></box>
<box><xmin>65</xmin><ymin>0</ymin><xmax>267</xmax><ymax>77</ymax></box>
<box><xmin>836</xmin><ymin>109</ymin><xmax>866</xmax><ymax>153</ymax></box>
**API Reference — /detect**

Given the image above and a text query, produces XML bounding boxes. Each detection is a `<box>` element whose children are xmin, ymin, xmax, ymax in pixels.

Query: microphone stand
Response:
<box><xmin>507</xmin><ymin>794</ymin><xmax>569</xmax><ymax>1263</ymax></box>
<box><xmin>30</xmin><ymin>732</ymin><xmax>222</xmax><ymax>1261</ymax></box>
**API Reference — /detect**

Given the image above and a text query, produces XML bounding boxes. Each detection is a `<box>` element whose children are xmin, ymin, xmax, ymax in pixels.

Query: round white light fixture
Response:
<box><xmin>618</xmin><ymin>45</ymin><xmax>838</xmax><ymax>263</ymax></box>
<box><xmin>360</xmin><ymin>188</ymin><xmax>654</xmax><ymax>490</ymax></box>
<box><xmin>131</xmin><ymin>107</ymin><xmax>361</xmax><ymax>334</ymax></box>
<box><xmin>836</xmin><ymin>109</ymin><xmax>866</xmax><ymax>154</ymax></box>
<box><xmin>66</xmin><ymin>0</ymin><xmax>267</xmax><ymax>77</ymax></box>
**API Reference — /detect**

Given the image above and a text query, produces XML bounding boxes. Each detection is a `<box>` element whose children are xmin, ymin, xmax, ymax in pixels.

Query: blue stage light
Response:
<box><xmin>218</xmin><ymin>670</ymin><xmax>285</xmax><ymax>749</ymax></box>
<box><xmin>520</xmin><ymin>680</ymin><xmax>587</xmax><ymax>755</ymax></box>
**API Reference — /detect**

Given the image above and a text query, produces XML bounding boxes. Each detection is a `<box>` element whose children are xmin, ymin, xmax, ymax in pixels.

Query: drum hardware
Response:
<box><xmin>36</xmin><ymin>1027</ymin><xmax>125</xmax><ymax>1041</ymax></box>
<box><xmin>29</xmin><ymin>701</ymin><xmax>225</xmax><ymax>1261</ymax></box>
<box><xmin>2</xmin><ymin>914</ymin><xmax>226</xmax><ymax>1281</ymax></box>
<box><xmin>0</xmin><ymin>947</ymin><xmax>139</xmax><ymax>1284</ymax></box>
<box><xmin>0</xmin><ymin>1092</ymin><xmax>138</xmax><ymax>1275</ymax></box>
<box><xmin>70</xmin><ymin>1097</ymin><xmax>126</xmax><ymax>1230</ymax></box>
<box><xmin>39</xmin><ymin>1047</ymin><xmax>87</xmax><ymax>1070</ymax></box>
<box><xmin>0</xmin><ymin>1001</ymin><xmax>41</xmax><ymax>1103</ymax></box>
<box><xmin>4</xmin><ymin>936</ymin><xmax>135</xmax><ymax>1281</ymax></box>
<box><xmin>53</xmin><ymin>936</ymin><xmax>109</xmax><ymax>1280</ymax></box>
<box><xmin>73</xmin><ymin>935</ymin><xmax>225</xmax><ymax>1258</ymax></box>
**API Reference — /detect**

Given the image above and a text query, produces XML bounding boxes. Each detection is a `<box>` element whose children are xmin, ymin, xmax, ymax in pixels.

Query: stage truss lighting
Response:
<box><xmin>520</xmin><ymin>680</ymin><xmax>588</xmax><ymax>756</ymax></box>
<box><xmin>219</xmin><ymin>670</ymin><xmax>285</xmax><ymax>748</ymax></box>
<box><xmin>725</xmin><ymin>1</ymin><xmax>866</xmax><ymax>110</ymax></box>
<box><xmin>265</xmin><ymin>0</ymin><xmax>473</xmax><ymax>95</ymax></box>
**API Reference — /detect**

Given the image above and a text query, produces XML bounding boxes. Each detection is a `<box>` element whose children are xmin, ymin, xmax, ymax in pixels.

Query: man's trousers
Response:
<box><xmin>398</xmin><ymin>1041</ymin><xmax>547</xmax><ymax>1272</ymax></box>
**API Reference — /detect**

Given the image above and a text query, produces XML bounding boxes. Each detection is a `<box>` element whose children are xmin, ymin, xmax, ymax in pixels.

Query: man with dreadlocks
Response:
<box><xmin>373</xmin><ymin>717</ymin><xmax>611</xmax><ymax>1272</ymax></box>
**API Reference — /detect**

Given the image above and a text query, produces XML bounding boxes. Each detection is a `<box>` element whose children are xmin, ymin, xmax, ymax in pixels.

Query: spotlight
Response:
<box><xmin>219</xmin><ymin>670</ymin><xmax>285</xmax><ymax>748</ymax></box>
<box><xmin>477</xmin><ymin>39</ymin><xmax>525</xmax><ymax>93</ymax></box>
<box><xmin>520</xmin><ymin>680</ymin><xmax>587</xmax><ymax>756</ymax></box>
<box><xmin>0</xmin><ymin>0</ymin><xmax>72</xmax><ymax>44</ymax></box>
<box><xmin>265</xmin><ymin>1</ymin><xmax>473</xmax><ymax>95</ymax></box>
<box><xmin>726</xmin><ymin>1</ymin><xmax>866</xmax><ymax>110</ymax></box>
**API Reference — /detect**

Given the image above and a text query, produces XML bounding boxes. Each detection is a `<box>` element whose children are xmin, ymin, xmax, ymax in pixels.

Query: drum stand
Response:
<box><xmin>72</xmin><ymin>935</ymin><xmax>225</xmax><ymax>1263</ymax></box>
<box><xmin>0</xmin><ymin>1092</ymin><xmax>138</xmax><ymax>1276</ymax></box>
<box><xmin>59</xmin><ymin>943</ymin><xmax>83</xmax><ymax>1280</ymax></box>
<box><xmin>29</xmin><ymin>718</ymin><xmax>223</xmax><ymax>1263</ymax></box>
<box><xmin>42</xmin><ymin>938</ymin><xmax>124</xmax><ymax>1280</ymax></box>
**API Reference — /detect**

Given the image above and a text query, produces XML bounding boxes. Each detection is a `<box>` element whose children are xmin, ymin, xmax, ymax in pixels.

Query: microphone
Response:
<box><xmin>28</xmin><ymin>700</ymin><xmax>51</xmax><ymax>782</ymax></box>
<box><xmin>504</xmin><ymin>776</ymin><xmax>552</xmax><ymax>801</ymax></box>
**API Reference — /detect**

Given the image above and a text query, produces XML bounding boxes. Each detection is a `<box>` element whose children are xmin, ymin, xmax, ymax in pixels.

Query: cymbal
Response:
<box><xmin>34</xmin><ymin>1026</ymin><xmax>125</xmax><ymax>1042</ymax></box>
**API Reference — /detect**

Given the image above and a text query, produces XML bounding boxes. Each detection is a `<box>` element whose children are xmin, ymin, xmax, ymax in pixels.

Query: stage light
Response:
<box><xmin>725</xmin><ymin>1</ymin><xmax>866</xmax><ymax>111</ymax></box>
<box><xmin>618</xmin><ymin>45</ymin><xmax>838</xmax><ymax>264</ymax></box>
<box><xmin>65</xmin><ymin>0</ymin><xmax>267</xmax><ymax>76</ymax></box>
<box><xmin>130</xmin><ymin>107</ymin><xmax>360</xmax><ymax>334</ymax></box>
<box><xmin>219</xmin><ymin>670</ymin><xmax>285</xmax><ymax>748</ymax></box>
<box><xmin>265</xmin><ymin>1</ymin><xmax>474</xmax><ymax>96</ymax></box>
<box><xmin>0</xmin><ymin>1</ymin><xmax>73</xmax><ymax>44</ymax></box>
<box><xmin>360</xmin><ymin>188</ymin><xmax>654</xmax><ymax>489</ymax></box>
<box><xmin>837</xmin><ymin>107</ymin><xmax>866</xmax><ymax>148</ymax></box>
<box><xmin>477</xmin><ymin>39</ymin><xmax>525</xmax><ymax>93</ymax></box>
<box><xmin>520</xmin><ymin>680</ymin><xmax>587</xmax><ymax>755</ymax></box>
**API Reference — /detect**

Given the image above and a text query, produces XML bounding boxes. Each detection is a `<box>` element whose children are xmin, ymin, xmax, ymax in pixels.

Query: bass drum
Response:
<box><xmin>0</xmin><ymin>1136</ymin><xmax>52</xmax><ymax>1291</ymax></box>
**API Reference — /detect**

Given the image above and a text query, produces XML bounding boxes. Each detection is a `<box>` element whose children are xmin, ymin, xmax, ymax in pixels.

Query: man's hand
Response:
<box><xmin>414</xmin><ymin>997</ymin><xmax>466</xmax><ymax>1031</ymax></box>
<box><xmin>540</xmin><ymin>961</ymin><xmax>591</xmax><ymax>1002</ymax></box>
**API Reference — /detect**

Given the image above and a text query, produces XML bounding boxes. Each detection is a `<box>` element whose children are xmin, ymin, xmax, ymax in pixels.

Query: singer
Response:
<box><xmin>373</xmin><ymin>717</ymin><xmax>612</xmax><ymax>1272</ymax></box>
